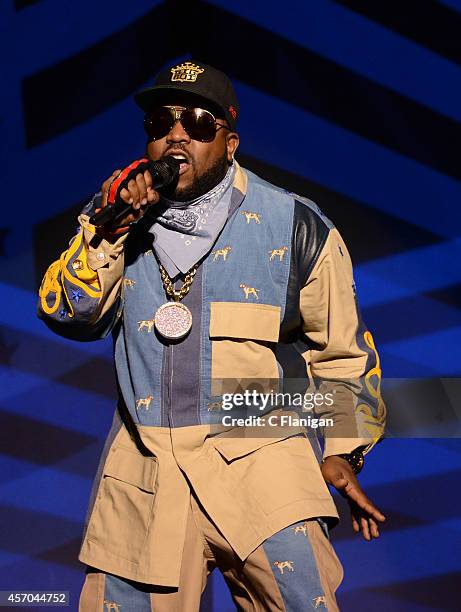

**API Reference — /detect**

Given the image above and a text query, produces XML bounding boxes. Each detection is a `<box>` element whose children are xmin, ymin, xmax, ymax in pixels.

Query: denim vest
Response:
<box><xmin>115</xmin><ymin>170</ymin><xmax>295</xmax><ymax>426</ymax></box>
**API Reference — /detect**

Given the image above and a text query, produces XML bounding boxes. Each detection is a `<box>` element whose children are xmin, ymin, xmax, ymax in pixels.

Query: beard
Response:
<box><xmin>163</xmin><ymin>154</ymin><xmax>230</xmax><ymax>202</ymax></box>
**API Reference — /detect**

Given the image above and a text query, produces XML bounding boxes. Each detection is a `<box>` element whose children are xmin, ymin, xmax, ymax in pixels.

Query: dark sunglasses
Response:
<box><xmin>143</xmin><ymin>106</ymin><xmax>230</xmax><ymax>143</ymax></box>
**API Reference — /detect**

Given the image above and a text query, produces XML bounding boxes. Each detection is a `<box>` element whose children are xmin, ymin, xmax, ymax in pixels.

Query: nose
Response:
<box><xmin>166</xmin><ymin>118</ymin><xmax>191</xmax><ymax>144</ymax></box>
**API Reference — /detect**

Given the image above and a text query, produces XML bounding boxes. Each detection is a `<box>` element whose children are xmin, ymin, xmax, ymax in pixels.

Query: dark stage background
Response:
<box><xmin>1</xmin><ymin>1</ymin><xmax>461</xmax><ymax>610</ymax></box>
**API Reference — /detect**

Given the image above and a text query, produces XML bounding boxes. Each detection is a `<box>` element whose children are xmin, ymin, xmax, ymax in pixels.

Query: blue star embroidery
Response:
<box><xmin>59</xmin><ymin>308</ymin><xmax>67</xmax><ymax>318</ymax></box>
<box><xmin>70</xmin><ymin>288</ymin><xmax>84</xmax><ymax>303</ymax></box>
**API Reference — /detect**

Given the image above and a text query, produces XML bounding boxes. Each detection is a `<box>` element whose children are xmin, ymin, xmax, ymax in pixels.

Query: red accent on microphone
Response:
<box><xmin>107</xmin><ymin>158</ymin><xmax>149</xmax><ymax>205</ymax></box>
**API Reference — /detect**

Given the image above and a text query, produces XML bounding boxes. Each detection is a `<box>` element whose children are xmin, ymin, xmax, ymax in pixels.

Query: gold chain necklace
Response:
<box><xmin>158</xmin><ymin>263</ymin><xmax>198</xmax><ymax>302</ymax></box>
<box><xmin>153</xmin><ymin>264</ymin><xmax>198</xmax><ymax>340</ymax></box>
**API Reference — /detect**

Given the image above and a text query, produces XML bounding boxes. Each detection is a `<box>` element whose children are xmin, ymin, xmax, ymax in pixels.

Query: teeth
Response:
<box><xmin>171</xmin><ymin>154</ymin><xmax>187</xmax><ymax>161</ymax></box>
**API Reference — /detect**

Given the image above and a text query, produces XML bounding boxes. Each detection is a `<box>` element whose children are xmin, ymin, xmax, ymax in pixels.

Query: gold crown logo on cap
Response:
<box><xmin>170</xmin><ymin>62</ymin><xmax>205</xmax><ymax>83</ymax></box>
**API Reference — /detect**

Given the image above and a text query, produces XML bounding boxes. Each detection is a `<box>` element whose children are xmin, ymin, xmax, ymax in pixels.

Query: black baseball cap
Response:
<box><xmin>134</xmin><ymin>60</ymin><xmax>239</xmax><ymax>131</ymax></box>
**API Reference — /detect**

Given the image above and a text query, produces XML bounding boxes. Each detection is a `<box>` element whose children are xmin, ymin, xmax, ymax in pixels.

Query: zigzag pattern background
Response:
<box><xmin>1</xmin><ymin>0</ymin><xmax>460</xmax><ymax>609</ymax></box>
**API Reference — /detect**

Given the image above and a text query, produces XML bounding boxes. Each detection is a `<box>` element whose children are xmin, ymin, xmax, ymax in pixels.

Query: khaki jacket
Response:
<box><xmin>79</xmin><ymin>415</ymin><xmax>345</xmax><ymax>586</ymax></box>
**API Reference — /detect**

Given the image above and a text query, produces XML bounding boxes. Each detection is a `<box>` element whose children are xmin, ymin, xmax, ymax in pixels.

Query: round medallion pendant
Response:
<box><xmin>154</xmin><ymin>302</ymin><xmax>192</xmax><ymax>340</ymax></box>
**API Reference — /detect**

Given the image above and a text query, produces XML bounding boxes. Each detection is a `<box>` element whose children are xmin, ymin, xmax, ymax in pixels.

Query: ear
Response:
<box><xmin>226</xmin><ymin>132</ymin><xmax>239</xmax><ymax>163</ymax></box>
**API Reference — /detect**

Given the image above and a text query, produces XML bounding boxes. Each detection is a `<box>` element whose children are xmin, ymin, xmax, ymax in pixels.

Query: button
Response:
<box><xmin>96</xmin><ymin>252</ymin><xmax>105</xmax><ymax>261</ymax></box>
<box><xmin>72</xmin><ymin>259</ymin><xmax>83</xmax><ymax>270</ymax></box>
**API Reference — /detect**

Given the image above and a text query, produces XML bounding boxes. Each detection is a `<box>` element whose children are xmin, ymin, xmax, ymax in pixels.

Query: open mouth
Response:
<box><xmin>169</xmin><ymin>153</ymin><xmax>190</xmax><ymax>175</ymax></box>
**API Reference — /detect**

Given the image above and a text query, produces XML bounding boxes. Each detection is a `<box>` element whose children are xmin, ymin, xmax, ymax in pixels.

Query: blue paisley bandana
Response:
<box><xmin>149</xmin><ymin>164</ymin><xmax>235</xmax><ymax>278</ymax></box>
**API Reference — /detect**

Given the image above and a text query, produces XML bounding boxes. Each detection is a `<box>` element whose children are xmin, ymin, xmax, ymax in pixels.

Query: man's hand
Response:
<box><xmin>321</xmin><ymin>455</ymin><xmax>386</xmax><ymax>541</ymax></box>
<box><xmin>100</xmin><ymin>164</ymin><xmax>160</xmax><ymax>228</ymax></box>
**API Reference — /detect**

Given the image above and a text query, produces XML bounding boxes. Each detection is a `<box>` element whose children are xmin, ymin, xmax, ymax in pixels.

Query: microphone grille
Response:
<box><xmin>157</xmin><ymin>156</ymin><xmax>180</xmax><ymax>182</ymax></box>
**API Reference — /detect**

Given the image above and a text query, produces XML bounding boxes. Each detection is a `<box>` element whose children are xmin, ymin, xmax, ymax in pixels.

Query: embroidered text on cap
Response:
<box><xmin>170</xmin><ymin>62</ymin><xmax>205</xmax><ymax>83</ymax></box>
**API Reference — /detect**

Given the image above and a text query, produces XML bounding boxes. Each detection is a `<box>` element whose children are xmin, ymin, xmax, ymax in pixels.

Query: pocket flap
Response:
<box><xmin>212</xmin><ymin>426</ymin><xmax>306</xmax><ymax>461</ymax></box>
<box><xmin>104</xmin><ymin>446</ymin><xmax>157</xmax><ymax>492</ymax></box>
<box><xmin>209</xmin><ymin>302</ymin><xmax>281</xmax><ymax>342</ymax></box>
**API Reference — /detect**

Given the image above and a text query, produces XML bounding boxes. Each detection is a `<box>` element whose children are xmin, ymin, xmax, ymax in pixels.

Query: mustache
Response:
<box><xmin>163</xmin><ymin>143</ymin><xmax>192</xmax><ymax>160</ymax></box>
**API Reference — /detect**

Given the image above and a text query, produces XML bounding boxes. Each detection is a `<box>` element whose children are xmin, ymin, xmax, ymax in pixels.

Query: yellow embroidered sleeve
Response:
<box><xmin>38</xmin><ymin>214</ymin><xmax>127</xmax><ymax>326</ymax></box>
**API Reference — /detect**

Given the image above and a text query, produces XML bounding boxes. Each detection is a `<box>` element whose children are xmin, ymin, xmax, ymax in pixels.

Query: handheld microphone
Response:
<box><xmin>89</xmin><ymin>156</ymin><xmax>180</xmax><ymax>227</ymax></box>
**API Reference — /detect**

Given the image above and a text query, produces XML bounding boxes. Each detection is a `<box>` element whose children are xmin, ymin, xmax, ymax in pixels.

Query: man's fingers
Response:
<box><xmin>360</xmin><ymin>517</ymin><xmax>371</xmax><ymax>541</ymax></box>
<box><xmin>127</xmin><ymin>179</ymin><xmax>141</xmax><ymax>208</ymax></box>
<box><xmin>136</xmin><ymin>173</ymin><xmax>148</xmax><ymax>204</ymax></box>
<box><xmin>144</xmin><ymin>169</ymin><xmax>153</xmax><ymax>189</ymax></box>
<box><xmin>369</xmin><ymin>517</ymin><xmax>380</xmax><ymax>539</ymax></box>
<box><xmin>351</xmin><ymin>514</ymin><xmax>360</xmax><ymax>533</ymax></box>
<box><xmin>144</xmin><ymin>170</ymin><xmax>157</xmax><ymax>202</ymax></box>
<box><xmin>355</xmin><ymin>497</ymin><xmax>386</xmax><ymax>523</ymax></box>
<box><xmin>359</xmin><ymin>517</ymin><xmax>380</xmax><ymax>541</ymax></box>
<box><xmin>119</xmin><ymin>187</ymin><xmax>133</xmax><ymax>204</ymax></box>
<box><xmin>101</xmin><ymin>169</ymin><xmax>122</xmax><ymax>207</ymax></box>
<box><xmin>99</xmin><ymin>165</ymin><xmax>159</xmax><ymax>228</ymax></box>
<box><xmin>371</xmin><ymin>508</ymin><xmax>386</xmax><ymax>522</ymax></box>
<box><xmin>350</xmin><ymin>500</ymin><xmax>384</xmax><ymax>540</ymax></box>
<box><xmin>342</xmin><ymin>483</ymin><xmax>386</xmax><ymax>522</ymax></box>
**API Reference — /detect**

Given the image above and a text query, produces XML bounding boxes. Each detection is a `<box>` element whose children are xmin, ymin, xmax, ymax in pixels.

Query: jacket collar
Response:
<box><xmin>232</xmin><ymin>160</ymin><xmax>248</xmax><ymax>197</ymax></box>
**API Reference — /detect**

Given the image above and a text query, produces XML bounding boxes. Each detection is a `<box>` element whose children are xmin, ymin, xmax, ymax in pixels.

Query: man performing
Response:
<box><xmin>38</xmin><ymin>61</ymin><xmax>386</xmax><ymax>611</ymax></box>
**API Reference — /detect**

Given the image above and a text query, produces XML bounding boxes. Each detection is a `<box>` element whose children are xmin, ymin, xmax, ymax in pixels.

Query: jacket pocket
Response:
<box><xmin>213</xmin><ymin>432</ymin><xmax>330</xmax><ymax>515</ymax></box>
<box><xmin>86</xmin><ymin>445</ymin><xmax>158</xmax><ymax>564</ymax></box>
<box><xmin>209</xmin><ymin>302</ymin><xmax>281</xmax><ymax>395</ymax></box>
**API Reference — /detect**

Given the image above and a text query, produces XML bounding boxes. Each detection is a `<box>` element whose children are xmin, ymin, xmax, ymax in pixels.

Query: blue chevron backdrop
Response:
<box><xmin>1</xmin><ymin>0</ymin><xmax>460</xmax><ymax>610</ymax></box>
